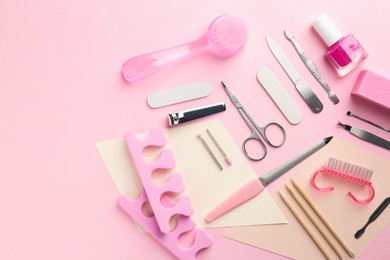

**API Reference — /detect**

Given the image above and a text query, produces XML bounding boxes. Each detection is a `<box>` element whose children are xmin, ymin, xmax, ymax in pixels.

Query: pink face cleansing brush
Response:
<box><xmin>121</xmin><ymin>15</ymin><xmax>248</xmax><ymax>83</ymax></box>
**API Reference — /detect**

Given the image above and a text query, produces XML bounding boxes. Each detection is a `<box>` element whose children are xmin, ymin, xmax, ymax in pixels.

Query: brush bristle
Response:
<box><xmin>208</xmin><ymin>15</ymin><xmax>248</xmax><ymax>56</ymax></box>
<box><xmin>326</xmin><ymin>157</ymin><xmax>373</xmax><ymax>181</ymax></box>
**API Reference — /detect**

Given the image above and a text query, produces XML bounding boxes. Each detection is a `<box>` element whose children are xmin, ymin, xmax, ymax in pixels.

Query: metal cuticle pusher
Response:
<box><xmin>284</xmin><ymin>30</ymin><xmax>339</xmax><ymax>105</ymax></box>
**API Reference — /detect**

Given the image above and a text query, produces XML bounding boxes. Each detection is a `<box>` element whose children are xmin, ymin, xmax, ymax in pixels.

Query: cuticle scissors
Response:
<box><xmin>221</xmin><ymin>81</ymin><xmax>286</xmax><ymax>161</ymax></box>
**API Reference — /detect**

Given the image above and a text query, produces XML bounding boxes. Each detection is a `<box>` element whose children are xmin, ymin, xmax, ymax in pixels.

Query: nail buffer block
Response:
<box><xmin>147</xmin><ymin>81</ymin><xmax>213</xmax><ymax>108</ymax></box>
<box><xmin>351</xmin><ymin>70</ymin><xmax>390</xmax><ymax>111</ymax></box>
<box><xmin>257</xmin><ymin>68</ymin><xmax>303</xmax><ymax>125</ymax></box>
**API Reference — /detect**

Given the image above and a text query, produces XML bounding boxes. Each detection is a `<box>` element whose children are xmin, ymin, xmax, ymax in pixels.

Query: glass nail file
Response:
<box><xmin>205</xmin><ymin>136</ymin><xmax>333</xmax><ymax>222</ymax></box>
<box><xmin>266</xmin><ymin>36</ymin><xmax>323</xmax><ymax>113</ymax></box>
<box><xmin>284</xmin><ymin>30</ymin><xmax>339</xmax><ymax>105</ymax></box>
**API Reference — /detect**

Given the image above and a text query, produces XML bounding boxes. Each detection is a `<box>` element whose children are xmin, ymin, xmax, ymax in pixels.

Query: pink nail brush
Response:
<box><xmin>311</xmin><ymin>157</ymin><xmax>375</xmax><ymax>204</ymax></box>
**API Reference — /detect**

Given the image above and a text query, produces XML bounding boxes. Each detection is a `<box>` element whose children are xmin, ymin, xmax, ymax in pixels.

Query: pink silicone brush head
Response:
<box><xmin>121</xmin><ymin>15</ymin><xmax>248</xmax><ymax>83</ymax></box>
<box><xmin>206</xmin><ymin>15</ymin><xmax>248</xmax><ymax>56</ymax></box>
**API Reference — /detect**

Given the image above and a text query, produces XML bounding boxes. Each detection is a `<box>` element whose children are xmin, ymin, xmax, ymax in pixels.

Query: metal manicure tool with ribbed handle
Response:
<box><xmin>284</xmin><ymin>30</ymin><xmax>339</xmax><ymax>105</ymax></box>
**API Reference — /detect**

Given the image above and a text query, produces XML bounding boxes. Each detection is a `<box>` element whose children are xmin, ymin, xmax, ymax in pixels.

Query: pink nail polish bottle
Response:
<box><xmin>313</xmin><ymin>14</ymin><xmax>368</xmax><ymax>76</ymax></box>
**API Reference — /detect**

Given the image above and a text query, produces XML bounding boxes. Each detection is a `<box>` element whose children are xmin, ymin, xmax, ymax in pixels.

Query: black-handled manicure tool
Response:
<box><xmin>355</xmin><ymin>197</ymin><xmax>390</xmax><ymax>239</ymax></box>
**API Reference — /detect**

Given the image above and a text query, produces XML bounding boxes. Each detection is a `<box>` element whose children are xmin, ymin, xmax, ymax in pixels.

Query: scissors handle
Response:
<box><xmin>242</xmin><ymin>134</ymin><xmax>267</xmax><ymax>161</ymax></box>
<box><xmin>258</xmin><ymin>122</ymin><xmax>287</xmax><ymax>147</ymax></box>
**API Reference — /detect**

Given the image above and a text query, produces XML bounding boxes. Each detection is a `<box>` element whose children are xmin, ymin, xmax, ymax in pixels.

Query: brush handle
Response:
<box><xmin>310</xmin><ymin>167</ymin><xmax>335</xmax><ymax>192</ymax></box>
<box><xmin>348</xmin><ymin>183</ymin><xmax>375</xmax><ymax>205</ymax></box>
<box><xmin>310</xmin><ymin>165</ymin><xmax>375</xmax><ymax>205</ymax></box>
<box><xmin>121</xmin><ymin>38</ymin><xmax>208</xmax><ymax>83</ymax></box>
<box><xmin>205</xmin><ymin>179</ymin><xmax>264</xmax><ymax>222</ymax></box>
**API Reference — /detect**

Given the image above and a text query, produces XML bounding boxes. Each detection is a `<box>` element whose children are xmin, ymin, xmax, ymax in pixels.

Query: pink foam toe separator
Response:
<box><xmin>125</xmin><ymin>129</ymin><xmax>194</xmax><ymax>233</ymax></box>
<box><xmin>119</xmin><ymin>194</ymin><xmax>213</xmax><ymax>260</ymax></box>
<box><xmin>121</xmin><ymin>128</ymin><xmax>213</xmax><ymax>259</ymax></box>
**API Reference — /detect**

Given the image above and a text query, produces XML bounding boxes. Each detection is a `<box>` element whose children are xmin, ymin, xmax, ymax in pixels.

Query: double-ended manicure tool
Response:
<box><xmin>284</xmin><ymin>30</ymin><xmax>339</xmax><ymax>104</ymax></box>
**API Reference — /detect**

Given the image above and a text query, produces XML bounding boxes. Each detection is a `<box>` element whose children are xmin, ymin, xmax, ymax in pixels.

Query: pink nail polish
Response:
<box><xmin>313</xmin><ymin>14</ymin><xmax>368</xmax><ymax>76</ymax></box>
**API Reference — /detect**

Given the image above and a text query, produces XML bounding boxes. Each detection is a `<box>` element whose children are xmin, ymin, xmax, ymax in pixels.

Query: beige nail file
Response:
<box><xmin>147</xmin><ymin>81</ymin><xmax>213</xmax><ymax>108</ymax></box>
<box><xmin>257</xmin><ymin>68</ymin><xmax>302</xmax><ymax>125</ymax></box>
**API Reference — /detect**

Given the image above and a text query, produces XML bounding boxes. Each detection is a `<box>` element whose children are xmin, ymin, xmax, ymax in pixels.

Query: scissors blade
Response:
<box><xmin>221</xmin><ymin>81</ymin><xmax>243</xmax><ymax>109</ymax></box>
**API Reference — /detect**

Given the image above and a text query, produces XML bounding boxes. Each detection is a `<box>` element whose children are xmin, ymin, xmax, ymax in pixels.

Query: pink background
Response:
<box><xmin>1</xmin><ymin>0</ymin><xmax>389</xmax><ymax>259</ymax></box>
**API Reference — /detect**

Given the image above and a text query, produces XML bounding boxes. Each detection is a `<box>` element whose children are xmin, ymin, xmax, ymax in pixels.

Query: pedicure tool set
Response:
<box><xmin>117</xmin><ymin>12</ymin><xmax>388</xmax><ymax>259</ymax></box>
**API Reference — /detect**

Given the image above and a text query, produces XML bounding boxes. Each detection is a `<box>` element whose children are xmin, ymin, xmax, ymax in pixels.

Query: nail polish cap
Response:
<box><xmin>313</xmin><ymin>13</ymin><xmax>344</xmax><ymax>47</ymax></box>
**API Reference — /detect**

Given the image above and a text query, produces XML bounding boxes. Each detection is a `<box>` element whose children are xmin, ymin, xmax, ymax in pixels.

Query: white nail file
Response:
<box><xmin>257</xmin><ymin>68</ymin><xmax>302</xmax><ymax>125</ymax></box>
<box><xmin>147</xmin><ymin>81</ymin><xmax>213</xmax><ymax>108</ymax></box>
